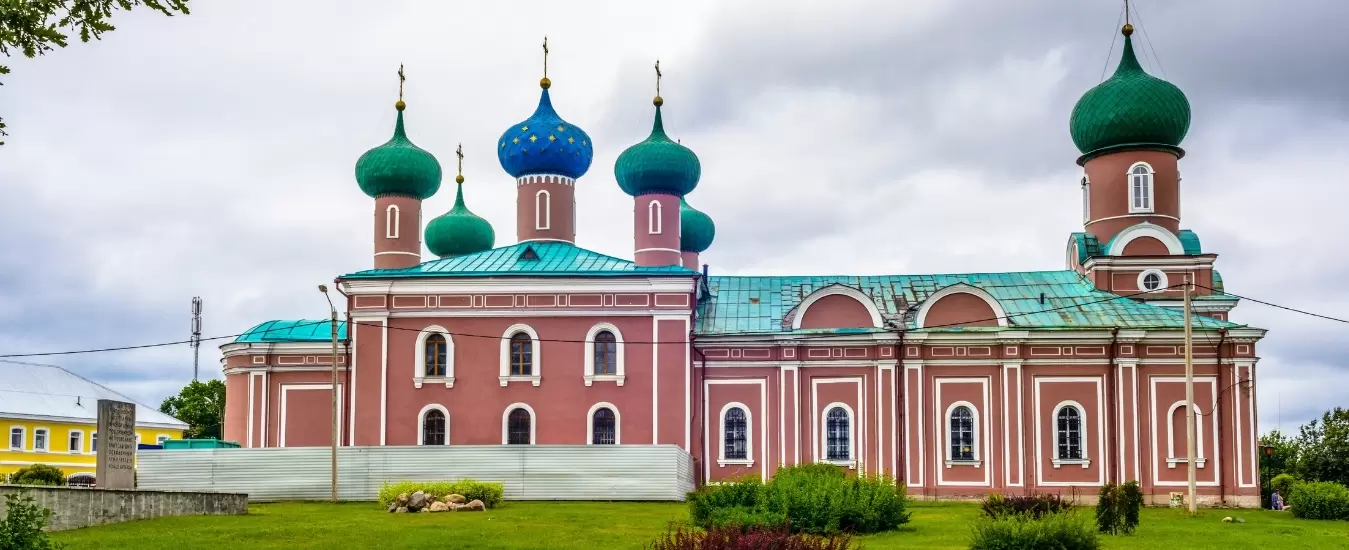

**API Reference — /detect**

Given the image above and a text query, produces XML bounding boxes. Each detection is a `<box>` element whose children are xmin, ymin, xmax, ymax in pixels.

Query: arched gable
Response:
<box><xmin>1107</xmin><ymin>222</ymin><xmax>1185</xmax><ymax>256</ymax></box>
<box><xmin>916</xmin><ymin>283</ymin><xmax>1008</xmax><ymax>329</ymax></box>
<box><xmin>791</xmin><ymin>284</ymin><xmax>883</xmax><ymax>330</ymax></box>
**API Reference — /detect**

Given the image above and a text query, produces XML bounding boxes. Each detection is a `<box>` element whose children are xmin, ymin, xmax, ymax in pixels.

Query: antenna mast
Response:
<box><xmin>191</xmin><ymin>297</ymin><xmax>203</xmax><ymax>381</ymax></box>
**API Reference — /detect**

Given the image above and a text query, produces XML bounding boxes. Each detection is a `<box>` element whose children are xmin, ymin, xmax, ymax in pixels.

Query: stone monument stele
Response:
<box><xmin>96</xmin><ymin>399</ymin><xmax>137</xmax><ymax>490</ymax></box>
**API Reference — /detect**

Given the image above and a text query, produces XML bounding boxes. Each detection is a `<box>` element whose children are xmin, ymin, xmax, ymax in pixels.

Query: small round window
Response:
<box><xmin>1138</xmin><ymin>270</ymin><xmax>1167</xmax><ymax>292</ymax></box>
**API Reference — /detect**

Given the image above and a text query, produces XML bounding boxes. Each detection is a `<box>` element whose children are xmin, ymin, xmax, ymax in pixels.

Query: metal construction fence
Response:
<box><xmin>137</xmin><ymin>444</ymin><xmax>696</xmax><ymax>502</ymax></box>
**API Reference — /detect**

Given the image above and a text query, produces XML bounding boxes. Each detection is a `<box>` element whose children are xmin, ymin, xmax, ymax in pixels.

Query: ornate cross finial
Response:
<box><xmin>398</xmin><ymin>64</ymin><xmax>406</xmax><ymax>100</ymax></box>
<box><xmin>1124</xmin><ymin>0</ymin><xmax>1130</xmax><ymax>25</ymax></box>
<box><xmin>542</xmin><ymin>36</ymin><xmax>549</xmax><ymax>78</ymax></box>
<box><xmin>1122</xmin><ymin>0</ymin><xmax>1134</xmax><ymax>35</ymax></box>
<box><xmin>653</xmin><ymin>59</ymin><xmax>663</xmax><ymax>107</ymax></box>
<box><xmin>455</xmin><ymin>143</ymin><xmax>465</xmax><ymax>184</ymax></box>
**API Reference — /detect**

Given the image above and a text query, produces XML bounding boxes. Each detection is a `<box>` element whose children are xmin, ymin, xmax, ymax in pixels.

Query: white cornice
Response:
<box><xmin>339</xmin><ymin>277</ymin><xmax>696</xmax><ymax>296</ymax></box>
<box><xmin>224</xmin><ymin>366</ymin><xmax>350</xmax><ymax>375</ymax></box>
<box><xmin>0</xmin><ymin>412</ymin><xmax>186</xmax><ymax>430</ymax></box>
<box><xmin>1082</xmin><ymin>256</ymin><xmax>1216</xmax><ymax>271</ymax></box>
<box><xmin>220</xmin><ymin>342</ymin><xmax>349</xmax><ymax>357</ymax></box>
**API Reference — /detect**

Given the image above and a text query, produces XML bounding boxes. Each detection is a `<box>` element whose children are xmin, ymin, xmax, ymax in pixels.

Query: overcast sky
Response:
<box><xmin>1</xmin><ymin>0</ymin><xmax>1345</xmax><ymax>435</ymax></box>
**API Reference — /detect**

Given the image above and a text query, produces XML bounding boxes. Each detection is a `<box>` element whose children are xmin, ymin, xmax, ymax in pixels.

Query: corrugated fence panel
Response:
<box><xmin>137</xmin><ymin>445</ymin><xmax>695</xmax><ymax>502</ymax></box>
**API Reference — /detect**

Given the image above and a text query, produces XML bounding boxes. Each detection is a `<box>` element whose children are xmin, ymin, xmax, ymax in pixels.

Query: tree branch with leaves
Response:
<box><xmin>159</xmin><ymin>378</ymin><xmax>225</xmax><ymax>440</ymax></box>
<box><xmin>0</xmin><ymin>0</ymin><xmax>191</xmax><ymax>145</ymax></box>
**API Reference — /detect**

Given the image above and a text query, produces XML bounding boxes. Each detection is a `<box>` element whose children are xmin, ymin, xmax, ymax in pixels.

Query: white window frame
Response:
<box><xmin>32</xmin><ymin>427</ymin><xmax>49</xmax><ymax>453</ymax></box>
<box><xmin>502</xmin><ymin>403</ymin><xmax>536</xmax><ymax>445</ymax></box>
<box><xmin>9</xmin><ymin>427</ymin><xmax>25</xmax><ymax>451</ymax></box>
<box><xmin>1166</xmin><ymin>401</ymin><xmax>1207</xmax><ymax>469</ymax></box>
<box><xmin>1128</xmin><ymin>162</ymin><xmax>1155</xmax><ymax>214</ymax></box>
<box><xmin>718</xmin><ymin>402</ymin><xmax>753</xmax><ymax>467</ymax></box>
<box><xmin>386</xmin><ymin>204</ymin><xmax>400</xmax><ymax>239</ymax></box>
<box><xmin>1081</xmin><ymin>175</ymin><xmax>1091</xmax><ymax>224</ymax></box>
<box><xmin>91</xmin><ymin>431</ymin><xmax>98</xmax><ymax>454</ymax></box>
<box><xmin>945</xmin><ymin>401</ymin><xmax>981</xmax><ymax>467</ymax></box>
<box><xmin>648</xmin><ymin>200</ymin><xmax>662</xmax><ymax>234</ymax></box>
<box><xmin>417</xmin><ymin>403</ymin><xmax>450</xmax><ymax>446</ymax></box>
<box><xmin>819</xmin><ymin>402</ymin><xmax>856</xmax><ymax>468</ymax></box>
<box><xmin>69</xmin><ymin>430</ymin><xmax>84</xmax><ymax>454</ymax></box>
<box><xmin>414</xmin><ymin>325</ymin><xmax>455</xmax><ymax>388</ymax></box>
<box><xmin>586</xmin><ymin>402</ymin><xmax>621</xmax><ymax>445</ymax></box>
<box><xmin>583</xmin><ymin>323</ymin><xmax>625</xmax><ymax>387</ymax></box>
<box><xmin>499</xmin><ymin>324</ymin><xmax>542</xmax><ymax>386</ymax></box>
<box><xmin>1138</xmin><ymin>269</ymin><xmax>1168</xmax><ymax>293</ymax></box>
<box><xmin>1051</xmin><ymin>401</ymin><xmax>1090</xmax><ymax>468</ymax></box>
<box><xmin>535</xmin><ymin>190</ymin><xmax>551</xmax><ymax>230</ymax></box>
<box><xmin>156</xmin><ymin>434</ymin><xmax>171</xmax><ymax>446</ymax></box>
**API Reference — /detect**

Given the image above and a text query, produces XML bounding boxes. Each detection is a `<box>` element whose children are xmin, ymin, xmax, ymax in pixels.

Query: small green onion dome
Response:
<box><xmin>614</xmin><ymin>104</ymin><xmax>701</xmax><ymax>197</ymax></box>
<box><xmin>679</xmin><ymin>197</ymin><xmax>715</xmax><ymax>253</ymax></box>
<box><xmin>424</xmin><ymin>180</ymin><xmax>495</xmax><ymax>258</ymax></box>
<box><xmin>1069</xmin><ymin>26</ymin><xmax>1191</xmax><ymax>160</ymax></box>
<box><xmin>355</xmin><ymin>104</ymin><xmax>442</xmax><ymax>199</ymax></box>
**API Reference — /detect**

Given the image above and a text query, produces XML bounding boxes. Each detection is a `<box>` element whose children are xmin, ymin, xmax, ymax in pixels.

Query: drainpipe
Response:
<box><xmin>895</xmin><ymin>327</ymin><xmax>907</xmax><ymax>490</ymax></box>
<box><xmin>1216</xmin><ymin>327</ymin><xmax>1228</xmax><ymax>504</ymax></box>
<box><xmin>691</xmin><ymin>264</ymin><xmax>709</xmax><ymax>487</ymax></box>
<box><xmin>1107</xmin><ymin>328</ymin><xmax>1119</xmax><ymax>484</ymax></box>
<box><xmin>335</xmin><ymin>280</ymin><xmax>353</xmax><ymax>446</ymax></box>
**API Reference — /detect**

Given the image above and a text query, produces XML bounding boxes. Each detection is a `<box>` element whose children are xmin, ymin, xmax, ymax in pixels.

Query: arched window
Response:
<box><xmin>648</xmin><ymin>200</ymin><xmax>662</xmax><ymax>234</ymax></box>
<box><xmin>723</xmin><ymin>406</ymin><xmax>748</xmax><ymax>461</ymax></box>
<box><xmin>507</xmin><ymin>408</ymin><xmax>532</xmax><ymax>445</ymax></box>
<box><xmin>1056</xmin><ymin>405</ymin><xmax>1083</xmax><ymax>460</ymax></box>
<box><xmin>386</xmin><ymin>204</ymin><xmax>400</xmax><ymax>239</ymax></box>
<box><xmin>1129</xmin><ymin>163</ymin><xmax>1154</xmax><ymax>213</ymax></box>
<box><xmin>592</xmin><ymin>407</ymin><xmax>616</xmax><ymax>445</ymax></box>
<box><xmin>535</xmin><ymin>190</ymin><xmax>551</xmax><ymax>230</ymax></box>
<box><xmin>1166</xmin><ymin>401</ymin><xmax>1206</xmax><ymax>468</ymax></box>
<box><xmin>825</xmin><ymin>406</ymin><xmax>851</xmax><ymax>461</ymax></box>
<box><xmin>509</xmin><ymin>332</ymin><xmax>533</xmax><ymax>376</ymax></box>
<box><xmin>422</xmin><ymin>409</ymin><xmax>446</xmax><ymax>445</ymax></box>
<box><xmin>949</xmin><ymin>405</ymin><xmax>976</xmax><ymax>462</ymax></box>
<box><xmin>424</xmin><ymin>333</ymin><xmax>447</xmax><ymax>377</ymax></box>
<box><xmin>593</xmin><ymin>331</ymin><xmax>617</xmax><ymax>375</ymax></box>
<box><xmin>1081</xmin><ymin>175</ymin><xmax>1091</xmax><ymax>223</ymax></box>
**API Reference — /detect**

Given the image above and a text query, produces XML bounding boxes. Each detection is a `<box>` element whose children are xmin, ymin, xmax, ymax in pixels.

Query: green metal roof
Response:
<box><xmin>342</xmin><ymin>241</ymin><xmax>698</xmax><ymax>279</ymax></box>
<box><xmin>1074</xmin><ymin>229</ymin><xmax>1202</xmax><ymax>263</ymax></box>
<box><xmin>236</xmin><ymin>320</ymin><xmax>346</xmax><ymax>343</ymax></box>
<box><xmin>1178</xmin><ymin>230</ymin><xmax>1202</xmax><ymax>255</ymax></box>
<box><xmin>696</xmin><ymin>270</ymin><xmax>1241</xmax><ymax>336</ymax></box>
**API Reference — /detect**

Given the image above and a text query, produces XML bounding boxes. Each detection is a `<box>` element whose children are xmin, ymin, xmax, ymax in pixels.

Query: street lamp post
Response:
<box><xmin>318</xmin><ymin>284</ymin><xmax>339</xmax><ymax>503</ymax></box>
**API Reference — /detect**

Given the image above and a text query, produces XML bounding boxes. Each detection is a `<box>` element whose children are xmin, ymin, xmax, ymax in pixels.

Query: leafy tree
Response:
<box><xmin>1293</xmin><ymin>407</ymin><xmax>1349</xmax><ymax>487</ymax></box>
<box><xmin>1259</xmin><ymin>429</ymin><xmax>1298</xmax><ymax>502</ymax></box>
<box><xmin>0</xmin><ymin>0</ymin><xmax>191</xmax><ymax>145</ymax></box>
<box><xmin>0</xmin><ymin>492</ymin><xmax>63</xmax><ymax>549</ymax></box>
<box><xmin>158</xmin><ymin>378</ymin><xmax>224</xmax><ymax>440</ymax></box>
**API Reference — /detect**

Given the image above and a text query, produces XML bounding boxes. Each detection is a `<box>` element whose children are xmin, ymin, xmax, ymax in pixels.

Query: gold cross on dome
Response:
<box><xmin>397</xmin><ymin>64</ymin><xmax>405</xmax><ymax>100</ymax></box>
<box><xmin>455</xmin><ymin>143</ymin><xmax>464</xmax><ymax>175</ymax></box>
<box><xmin>542</xmin><ymin>36</ymin><xmax>549</xmax><ymax>78</ymax></box>
<box><xmin>654</xmin><ymin>59</ymin><xmax>662</xmax><ymax>97</ymax></box>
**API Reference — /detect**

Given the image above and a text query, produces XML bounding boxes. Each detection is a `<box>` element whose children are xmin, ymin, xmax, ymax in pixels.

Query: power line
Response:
<box><xmin>1196</xmin><ymin>284</ymin><xmax>1349</xmax><ymax>325</ymax></box>
<box><xmin>1099</xmin><ymin>2</ymin><xmax>1126</xmax><ymax>82</ymax></box>
<box><xmin>1128</xmin><ymin>0</ymin><xmax>1168</xmax><ymax>80</ymax></box>
<box><xmin>0</xmin><ymin>284</ymin><xmax>1196</xmax><ymax>358</ymax></box>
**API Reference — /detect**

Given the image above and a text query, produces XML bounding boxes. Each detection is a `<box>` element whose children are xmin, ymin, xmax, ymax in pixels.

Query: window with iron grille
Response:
<box><xmin>592</xmin><ymin>408</ymin><xmax>616</xmax><ymax>445</ymax></box>
<box><xmin>593</xmin><ymin>331</ymin><xmax>617</xmax><ymax>375</ymax></box>
<box><xmin>723</xmin><ymin>407</ymin><xmax>747</xmax><ymax>460</ymax></box>
<box><xmin>507</xmin><ymin>408</ymin><xmax>531</xmax><ymax>444</ymax></box>
<box><xmin>422</xmin><ymin>409</ymin><xmax>446</xmax><ymax>445</ymax></box>
<box><xmin>1057</xmin><ymin>406</ymin><xmax>1082</xmax><ymax>460</ymax></box>
<box><xmin>950</xmin><ymin>406</ymin><xmax>975</xmax><ymax>461</ymax></box>
<box><xmin>425</xmin><ymin>333</ymin><xmax>447</xmax><ymax>377</ymax></box>
<box><xmin>509</xmin><ymin>333</ymin><xmax>532</xmax><ymax>376</ymax></box>
<box><xmin>825</xmin><ymin>407</ymin><xmax>850</xmax><ymax>461</ymax></box>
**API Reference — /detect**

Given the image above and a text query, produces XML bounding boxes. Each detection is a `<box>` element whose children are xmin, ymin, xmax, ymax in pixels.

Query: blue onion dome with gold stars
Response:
<box><xmin>615</xmin><ymin>103</ymin><xmax>701</xmax><ymax>197</ymax></box>
<box><xmin>1070</xmin><ymin>24</ymin><xmax>1191</xmax><ymax>162</ymax></box>
<box><xmin>679</xmin><ymin>197</ymin><xmax>715</xmax><ymax>253</ymax></box>
<box><xmin>355</xmin><ymin>101</ymin><xmax>442</xmax><ymax>199</ymax></box>
<box><xmin>425</xmin><ymin>160</ymin><xmax>495</xmax><ymax>258</ymax></box>
<box><xmin>497</xmin><ymin>81</ymin><xmax>594</xmax><ymax>179</ymax></box>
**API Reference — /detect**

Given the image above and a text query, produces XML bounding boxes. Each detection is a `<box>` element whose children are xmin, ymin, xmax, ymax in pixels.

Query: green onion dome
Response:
<box><xmin>679</xmin><ymin>197</ymin><xmax>715</xmax><ymax>253</ymax></box>
<box><xmin>355</xmin><ymin>103</ymin><xmax>442</xmax><ymax>199</ymax></box>
<box><xmin>424</xmin><ymin>177</ymin><xmax>495</xmax><ymax>258</ymax></box>
<box><xmin>614</xmin><ymin>102</ymin><xmax>701</xmax><ymax>197</ymax></box>
<box><xmin>1069</xmin><ymin>25</ymin><xmax>1191</xmax><ymax>161</ymax></box>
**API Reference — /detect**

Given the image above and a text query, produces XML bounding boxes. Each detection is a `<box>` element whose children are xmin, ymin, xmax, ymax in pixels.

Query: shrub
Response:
<box><xmin>1270</xmin><ymin>473</ymin><xmax>1299</xmax><ymax>498</ymax></box>
<box><xmin>9</xmin><ymin>464</ymin><xmax>65</xmax><ymax>487</ymax></box>
<box><xmin>981</xmin><ymin>493</ymin><xmax>1074</xmax><ymax>520</ymax></box>
<box><xmin>0</xmin><ymin>492</ymin><xmax>64</xmax><ymax>550</ymax></box>
<box><xmin>1288</xmin><ymin>481</ymin><xmax>1349</xmax><ymax>521</ymax></box>
<box><xmin>1095</xmin><ymin>483</ymin><xmax>1120</xmax><ymax>534</ymax></box>
<box><xmin>970</xmin><ymin>512</ymin><xmax>1100</xmax><ymax>550</ymax></box>
<box><xmin>376</xmin><ymin>479</ymin><xmax>505</xmax><ymax>508</ymax></box>
<box><xmin>687</xmin><ymin>464</ymin><xmax>910</xmax><ymax>535</ymax></box>
<box><xmin>647</xmin><ymin>523</ymin><xmax>857</xmax><ymax>550</ymax></box>
<box><xmin>1119</xmin><ymin>481</ymin><xmax>1143</xmax><ymax>534</ymax></box>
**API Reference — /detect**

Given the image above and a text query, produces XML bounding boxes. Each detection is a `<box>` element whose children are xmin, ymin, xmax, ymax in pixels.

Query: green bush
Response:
<box><xmin>981</xmin><ymin>493</ymin><xmax>1074</xmax><ymax>520</ymax></box>
<box><xmin>686</xmin><ymin>463</ymin><xmax>911</xmax><ymax>535</ymax></box>
<box><xmin>0</xmin><ymin>492</ymin><xmax>64</xmax><ymax>549</ymax></box>
<box><xmin>9</xmin><ymin>464</ymin><xmax>65</xmax><ymax>487</ymax></box>
<box><xmin>649</xmin><ymin>523</ymin><xmax>858</xmax><ymax>550</ymax></box>
<box><xmin>1119</xmin><ymin>481</ymin><xmax>1143</xmax><ymax>534</ymax></box>
<box><xmin>1095</xmin><ymin>482</ymin><xmax>1142</xmax><ymax>535</ymax></box>
<box><xmin>376</xmin><ymin>479</ymin><xmax>505</xmax><ymax>508</ymax></box>
<box><xmin>970</xmin><ymin>512</ymin><xmax>1100</xmax><ymax>550</ymax></box>
<box><xmin>1270</xmin><ymin>473</ymin><xmax>1299</xmax><ymax>497</ymax></box>
<box><xmin>1288</xmin><ymin>481</ymin><xmax>1349</xmax><ymax>520</ymax></box>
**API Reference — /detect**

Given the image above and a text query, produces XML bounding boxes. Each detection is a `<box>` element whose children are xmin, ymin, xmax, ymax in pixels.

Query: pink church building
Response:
<box><xmin>221</xmin><ymin>23</ymin><xmax>1267</xmax><ymax>506</ymax></box>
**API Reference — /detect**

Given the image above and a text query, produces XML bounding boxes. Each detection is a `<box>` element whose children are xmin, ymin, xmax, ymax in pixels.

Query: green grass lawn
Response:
<box><xmin>51</xmin><ymin>500</ymin><xmax>1349</xmax><ymax>549</ymax></box>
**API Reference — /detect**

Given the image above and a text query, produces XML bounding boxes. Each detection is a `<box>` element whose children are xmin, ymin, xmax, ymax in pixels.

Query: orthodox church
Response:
<box><xmin>220</xmin><ymin>24</ymin><xmax>1266</xmax><ymax>505</ymax></box>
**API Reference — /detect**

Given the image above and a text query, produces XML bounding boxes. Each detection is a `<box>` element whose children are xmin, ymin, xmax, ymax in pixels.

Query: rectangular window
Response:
<box><xmin>8</xmin><ymin>428</ymin><xmax>22</xmax><ymax>450</ymax></box>
<box><xmin>33</xmin><ymin>429</ymin><xmax>48</xmax><ymax>451</ymax></box>
<box><xmin>70</xmin><ymin>431</ymin><xmax>83</xmax><ymax>454</ymax></box>
<box><xmin>157</xmin><ymin>435</ymin><xmax>170</xmax><ymax>445</ymax></box>
<box><xmin>92</xmin><ymin>432</ymin><xmax>98</xmax><ymax>453</ymax></box>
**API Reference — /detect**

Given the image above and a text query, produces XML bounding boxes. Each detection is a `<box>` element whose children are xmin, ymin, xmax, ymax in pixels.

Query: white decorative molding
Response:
<box><xmin>934</xmin><ymin>377</ymin><xmax>992</xmax><ymax>487</ymax></box>
<box><xmin>385</xmin><ymin>204</ymin><xmax>400</xmax><ymax>239</ymax></box>
<box><xmin>535</xmin><ymin>189</ymin><xmax>551</xmax><ymax>230</ymax></box>
<box><xmin>1033</xmin><ymin>378</ymin><xmax>1106</xmax><ymax>486</ymax></box>
<box><xmin>704</xmin><ymin>379</ymin><xmax>769</xmax><ymax>481</ymax></box>
<box><xmin>413</xmin><ymin>325</ymin><xmax>455</xmax><ymax>389</ymax></box>
<box><xmin>818</xmin><ymin>401</ymin><xmax>857</xmax><ymax>469</ymax></box>
<box><xmin>501</xmin><ymin>403</ymin><xmax>536</xmax><ymax>445</ymax></box>
<box><xmin>648</xmin><ymin>200</ymin><xmax>663</xmax><ymax>234</ymax></box>
<box><xmin>499</xmin><ymin>324</ymin><xmax>542</xmax><ymax>386</ymax></box>
<box><xmin>583</xmin><ymin>322</ymin><xmax>626</xmax><ymax>387</ymax></box>
<box><xmin>1048</xmin><ymin>400</ymin><xmax>1090</xmax><ymax>469</ymax></box>
<box><xmin>717</xmin><ymin>401</ymin><xmax>754</xmax><ymax>468</ymax></box>
<box><xmin>586</xmin><ymin>402</ymin><xmax>621</xmax><ymax>445</ymax></box>
<box><xmin>416</xmin><ymin>403</ymin><xmax>449</xmax><ymax>446</ymax></box>
<box><xmin>811</xmin><ymin>377</ymin><xmax>865</xmax><ymax>472</ymax></box>
<box><xmin>790</xmin><ymin>284</ymin><xmax>884</xmax><ymax>330</ymax></box>
<box><xmin>279</xmin><ymin>383</ymin><xmax>343</xmax><ymax>448</ymax></box>
<box><xmin>1127</xmin><ymin>161</ymin><xmax>1156</xmax><ymax>214</ymax></box>
<box><xmin>1107</xmin><ymin>222</ymin><xmax>1185</xmax><ymax>256</ymax></box>
<box><xmin>915</xmin><ymin>283</ymin><xmax>1009</xmax><ymax>328</ymax></box>
<box><xmin>1149</xmin><ymin>376</ymin><xmax>1220</xmax><ymax>487</ymax></box>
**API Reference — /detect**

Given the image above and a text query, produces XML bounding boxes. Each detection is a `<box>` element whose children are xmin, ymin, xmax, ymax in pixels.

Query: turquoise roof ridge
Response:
<box><xmin>342</xmin><ymin>241</ymin><xmax>698</xmax><ymax>279</ymax></box>
<box><xmin>1071</xmin><ymin>229</ymin><xmax>1203</xmax><ymax>265</ymax></box>
<box><xmin>236</xmin><ymin>320</ymin><xmax>346</xmax><ymax>343</ymax></box>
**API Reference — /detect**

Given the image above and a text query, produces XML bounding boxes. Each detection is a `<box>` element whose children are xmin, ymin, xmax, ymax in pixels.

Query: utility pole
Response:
<box><xmin>190</xmin><ymin>297</ymin><xmax>203</xmax><ymax>381</ymax></box>
<box><xmin>1183</xmin><ymin>273</ymin><xmax>1197</xmax><ymax>514</ymax></box>
<box><xmin>319</xmin><ymin>284</ymin><xmax>339</xmax><ymax>503</ymax></box>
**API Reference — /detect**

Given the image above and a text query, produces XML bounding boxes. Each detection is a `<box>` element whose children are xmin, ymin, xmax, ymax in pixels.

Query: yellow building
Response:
<box><xmin>1</xmin><ymin>362</ymin><xmax>187</xmax><ymax>480</ymax></box>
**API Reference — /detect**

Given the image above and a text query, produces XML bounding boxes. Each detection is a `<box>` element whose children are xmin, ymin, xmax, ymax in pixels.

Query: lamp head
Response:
<box><xmin>318</xmin><ymin>284</ymin><xmax>329</xmax><ymax>293</ymax></box>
